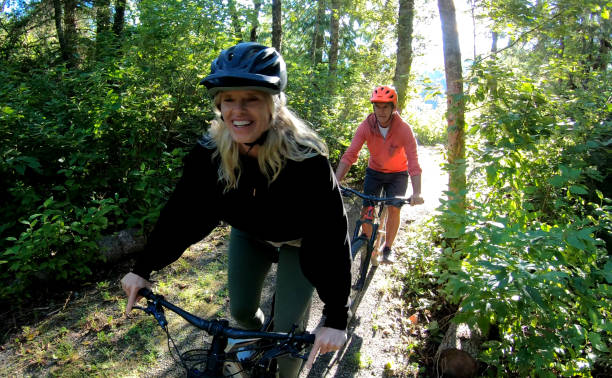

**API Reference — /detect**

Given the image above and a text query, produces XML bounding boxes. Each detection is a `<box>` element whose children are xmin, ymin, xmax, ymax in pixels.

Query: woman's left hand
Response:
<box><xmin>410</xmin><ymin>194</ymin><xmax>424</xmax><ymax>205</ymax></box>
<box><xmin>304</xmin><ymin>326</ymin><xmax>347</xmax><ymax>370</ymax></box>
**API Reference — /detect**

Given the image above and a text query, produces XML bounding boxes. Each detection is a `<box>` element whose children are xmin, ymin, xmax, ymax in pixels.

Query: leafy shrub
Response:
<box><xmin>436</xmin><ymin>54</ymin><xmax>612</xmax><ymax>375</ymax></box>
<box><xmin>1</xmin><ymin>196</ymin><xmax>124</xmax><ymax>300</ymax></box>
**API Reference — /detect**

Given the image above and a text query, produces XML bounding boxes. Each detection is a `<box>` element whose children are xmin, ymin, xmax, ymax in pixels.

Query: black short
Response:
<box><xmin>363</xmin><ymin>168</ymin><xmax>409</xmax><ymax>208</ymax></box>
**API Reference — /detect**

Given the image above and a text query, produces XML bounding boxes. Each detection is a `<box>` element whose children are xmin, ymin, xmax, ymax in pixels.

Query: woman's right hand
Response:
<box><xmin>120</xmin><ymin>272</ymin><xmax>151</xmax><ymax>315</ymax></box>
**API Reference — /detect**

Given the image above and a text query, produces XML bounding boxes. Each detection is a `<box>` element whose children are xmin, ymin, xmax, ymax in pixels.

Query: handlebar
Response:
<box><xmin>339</xmin><ymin>185</ymin><xmax>411</xmax><ymax>205</ymax></box>
<box><xmin>137</xmin><ymin>288</ymin><xmax>316</xmax><ymax>344</ymax></box>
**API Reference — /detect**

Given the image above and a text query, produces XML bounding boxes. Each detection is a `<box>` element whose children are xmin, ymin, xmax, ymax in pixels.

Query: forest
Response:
<box><xmin>1</xmin><ymin>0</ymin><xmax>610</xmax><ymax>376</ymax></box>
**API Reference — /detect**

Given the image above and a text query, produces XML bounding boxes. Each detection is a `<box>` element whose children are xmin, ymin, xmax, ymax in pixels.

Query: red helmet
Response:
<box><xmin>370</xmin><ymin>85</ymin><xmax>397</xmax><ymax>107</ymax></box>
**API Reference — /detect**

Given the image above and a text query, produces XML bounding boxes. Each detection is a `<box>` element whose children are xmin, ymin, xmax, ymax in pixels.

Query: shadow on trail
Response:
<box><xmin>304</xmin><ymin>264</ymin><xmax>379</xmax><ymax>377</ymax></box>
<box><xmin>306</xmin><ymin>329</ymin><xmax>364</xmax><ymax>378</ymax></box>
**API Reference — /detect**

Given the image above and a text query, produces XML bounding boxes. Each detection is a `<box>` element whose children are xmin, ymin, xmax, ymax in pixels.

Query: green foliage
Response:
<box><xmin>0</xmin><ymin>0</ymin><xmax>228</xmax><ymax>302</ymax></box>
<box><xmin>436</xmin><ymin>1</ymin><xmax>612</xmax><ymax>375</ymax></box>
<box><xmin>1</xmin><ymin>195</ymin><xmax>124</xmax><ymax>299</ymax></box>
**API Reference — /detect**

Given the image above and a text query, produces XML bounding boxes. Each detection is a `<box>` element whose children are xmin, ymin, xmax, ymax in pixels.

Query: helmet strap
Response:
<box><xmin>244</xmin><ymin>129</ymin><xmax>270</xmax><ymax>153</ymax></box>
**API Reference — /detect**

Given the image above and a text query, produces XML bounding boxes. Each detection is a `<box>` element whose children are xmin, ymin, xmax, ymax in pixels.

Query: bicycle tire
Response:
<box><xmin>348</xmin><ymin>236</ymin><xmax>372</xmax><ymax>323</ymax></box>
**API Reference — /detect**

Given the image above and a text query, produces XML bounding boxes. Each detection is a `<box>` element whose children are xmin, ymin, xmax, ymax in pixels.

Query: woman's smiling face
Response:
<box><xmin>219</xmin><ymin>90</ymin><xmax>272</xmax><ymax>146</ymax></box>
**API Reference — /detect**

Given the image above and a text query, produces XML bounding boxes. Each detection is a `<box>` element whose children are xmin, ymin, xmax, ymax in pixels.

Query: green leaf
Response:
<box><xmin>524</xmin><ymin>285</ymin><xmax>548</xmax><ymax>310</ymax></box>
<box><xmin>588</xmin><ymin>332</ymin><xmax>608</xmax><ymax>352</ymax></box>
<box><xmin>604</xmin><ymin>260</ymin><xmax>612</xmax><ymax>284</ymax></box>
<box><xmin>569</xmin><ymin>185</ymin><xmax>588</xmax><ymax>195</ymax></box>
<box><xmin>1</xmin><ymin>106</ymin><xmax>15</xmax><ymax>114</ymax></box>
<box><xmin>485</xmin><ymin>165</ymin><xmax>498</xmax><ymax>185</ymax></box>
<box><xmin>566</xmin><ymin>233</ymin><xmax>586</xmax><ymax>250</ymax></box>
<box><xmin>548</xmin><ymin>175</ymin><xmax>565</xmax><ymax>187</ymax></box>
<box><xmin>43</xmin><ymin>197</ymin><xmax>54</xmax><ymax>208</ymax></box>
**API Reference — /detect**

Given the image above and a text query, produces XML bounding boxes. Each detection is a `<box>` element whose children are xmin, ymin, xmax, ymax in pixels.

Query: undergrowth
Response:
<box><xmin>0</xmin><ymin>227</ymin><xmax>230</xmax><ymax>377</ymax></box>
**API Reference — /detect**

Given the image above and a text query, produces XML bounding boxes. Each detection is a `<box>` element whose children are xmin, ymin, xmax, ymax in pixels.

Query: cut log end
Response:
<box><xmin>436</xmin><ymin>347</ymin><xmax>478</xmax><ymax>378</ymax></box>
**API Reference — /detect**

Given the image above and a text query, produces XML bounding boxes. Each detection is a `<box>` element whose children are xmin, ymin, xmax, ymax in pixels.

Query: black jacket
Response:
<box><xmin>132</xmin><ymin>139</ymin><xmax>352</xmax><ymax>330</ymax></box>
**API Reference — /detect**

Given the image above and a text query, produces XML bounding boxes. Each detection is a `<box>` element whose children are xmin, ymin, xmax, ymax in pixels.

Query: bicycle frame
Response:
<box><xmin>340</xmin><ymin>186</ymin><xmax>409</xmax><ymax>314</ymax></box>
<box><xmin>135</xmin><ymin>288</ymin><xmax>314</xmax><ymax>377</ymax></box>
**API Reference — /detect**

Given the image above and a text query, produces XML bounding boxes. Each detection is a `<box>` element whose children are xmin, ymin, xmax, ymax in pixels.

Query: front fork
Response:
<box><xmin>353</xmin><ymin>216</ymin><xmax>380</xmax><ymax>273</ymax></box>
<box><xmin>355</xmin><ymin>206</ymin><xmax>385</xmax><ymax>264</ymax></box>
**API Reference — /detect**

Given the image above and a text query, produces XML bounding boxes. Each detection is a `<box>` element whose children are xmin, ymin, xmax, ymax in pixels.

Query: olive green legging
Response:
<box><xmin>228</xmin><ymin>228</ymin><xmax>314</xmax><ymax>378</ymax></box>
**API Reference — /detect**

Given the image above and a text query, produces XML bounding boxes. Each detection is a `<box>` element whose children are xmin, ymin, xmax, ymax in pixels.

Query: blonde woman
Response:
<box><xmin>120</xmin><ymin>42</ymin><xmax>350</xmax><ymax>377</ymax></box>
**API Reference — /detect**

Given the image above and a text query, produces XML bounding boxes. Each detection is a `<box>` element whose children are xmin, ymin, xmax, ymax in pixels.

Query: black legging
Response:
<box><xmin>228</xmin><ymin>228</ymin><xmax>314</xmax><ymax>377</ymax></box>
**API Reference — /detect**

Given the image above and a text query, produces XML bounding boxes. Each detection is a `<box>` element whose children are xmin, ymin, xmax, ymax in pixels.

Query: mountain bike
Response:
<box><xmin>135</xmin><ymin>288</ymin><xmax>315</xmax><ymax>377</ymax></box>
<box><xmin>340</xmin><ymin>186</ymin><xmax>411</xmax><ymax>323</ymax></box>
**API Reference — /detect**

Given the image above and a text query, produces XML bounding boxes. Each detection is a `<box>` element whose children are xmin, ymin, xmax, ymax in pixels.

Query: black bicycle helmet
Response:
<box><xmin>200</xmin><ymin>42</ymin><xmax>287</xmax><ymax>96</ymax></box>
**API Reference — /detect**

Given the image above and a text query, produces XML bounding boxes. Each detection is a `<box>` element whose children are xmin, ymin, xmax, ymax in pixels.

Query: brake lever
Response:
<box><xmin>134</xmin><ymin>299</ymin><xmax>168</xmax><ymax>328</ymax></box>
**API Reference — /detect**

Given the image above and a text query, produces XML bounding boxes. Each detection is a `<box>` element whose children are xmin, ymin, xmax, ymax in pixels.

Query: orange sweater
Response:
<box><xmin>340</xmin><ymin>112</ymin><xmax>422</xmax><ymax>176</ymax></box>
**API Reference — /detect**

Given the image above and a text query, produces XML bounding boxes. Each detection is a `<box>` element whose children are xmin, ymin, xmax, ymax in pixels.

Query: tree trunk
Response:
<box><xmin>53</xmin><ymin>0</ymin><xmax>66</xmax><ymax>61</ymax></box>
<box><xmin>249</xmin><ymin>0</ymin><xmax>263</xmax><ymax>42</ymax></box>
<box><xmin>491</xmin><ymin>31</ymin><xmax>498</xmax><ymax>52</ymax></box>
<box><xmin>328</xmin><ymin>0</ymin><xmax>340</xmax><ymax>87</ymax></box>
<box><xmin>112</xmin><ymin>0</ymin><xmax>126</xmax><ymax>38</ymax></box>
<box><xmin>311</xmin><ymin>0</ymin><xmax>326</xmax><ymax>66</ymax></box>
<box><xmin>95</xmin><ymin>0</ymin><xmax>111</xmax><ymax>59</ymax></box>
<box><xmin>393</xmin><ymin>0</ymin><xmax>415</xmax><ymax>113</ymax></box>
<box><xmin>438</xmin><ymin>0</ymin><xmax>465</xmax><ymax>211</ymax></box>
<box><xmin>437</xmin><ymin>2</ymin><xmax>474</xmax><ymax>375</ymax></box>
<box><xmin>272</xmin><ymin>0</ymin><xmax>282</xmax><ymax>51</ymax></box>
<box><xmin>95</xmin><ymin>0</ymin><xmax>111</xmax><ymax>35</ymax></box>
<box><xmin>62</xmin><ymin>0</ymin><xmax>78</xmax><ymax>68</ymax></box>
<box><xmin>469</xmin><ymin>0</ymin><xmax>476</xmax><ymax>59</ymax></box>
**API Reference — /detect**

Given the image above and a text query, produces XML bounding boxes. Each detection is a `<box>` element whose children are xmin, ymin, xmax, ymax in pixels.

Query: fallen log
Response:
<box><xmin>96</xmin><ymin>228</ymin><xmax>146</xmax><ymax>264</ymax></box>
<box><xmin>434</xmin><ymin>320</ymin><xmax>482</xmax><ymax>378</ymax></box>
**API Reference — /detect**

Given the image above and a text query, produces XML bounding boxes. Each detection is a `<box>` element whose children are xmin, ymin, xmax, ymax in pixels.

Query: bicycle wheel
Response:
<box><xmin>348</xmin><ymin>235</ymin><xmax>370</xmax><ymax>322</ymax></box>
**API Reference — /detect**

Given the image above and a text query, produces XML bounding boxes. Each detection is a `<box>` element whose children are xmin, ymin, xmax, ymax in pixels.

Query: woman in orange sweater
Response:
<box><xmin>335</xmin><ymin>85</ymin><xmax>423</xmax><ymax>264</ymax></box>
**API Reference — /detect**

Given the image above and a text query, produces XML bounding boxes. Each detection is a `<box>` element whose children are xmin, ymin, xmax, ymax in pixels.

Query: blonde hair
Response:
<box><xmin>203</xmin><ymin>92</ymin><xmax>328</xmax><ymax>192</ymax></box>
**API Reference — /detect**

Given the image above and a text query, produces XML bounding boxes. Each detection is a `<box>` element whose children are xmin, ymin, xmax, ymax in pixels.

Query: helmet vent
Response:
<box><xmin>369</xmin><ymin>85</ymin><xmax>398</xmax><ymax>107</ymax></box>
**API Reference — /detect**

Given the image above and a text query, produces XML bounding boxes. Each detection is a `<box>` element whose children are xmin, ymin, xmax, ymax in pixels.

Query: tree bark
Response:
<box><xmin>393</xmin><ymin>0</ymin><xmax>415</xmax><ymax>113</ymax></box>
<box><xmin>112</xmin><ymin>0</ymin><xmax>126</xmax><ymax>38</ymax></box>
<box><xmin>438</xmin><ymin>0</ymin><xmax>465</xmax><ymax>210</ymax></box>
<box><xmin>311</xmin><ymin>0</ymin><xmax>326</xmax><ymax>66</ymax></box>
<box><xmin>95</xmin><ymin>0</ymin><xmax>111</xmax><ymax>35</ymax></box>
<box><xmin>469</xmin><ymin>0</ymin><xmax>476</xmax><ymax>59</ymax></box>
<box><xmin>62</xmin><ymin>0</ymin><xmax>78</xmax><ymax>68</ymax></box>
<box><xmin>328</xmin><ymin>0</ymin><xmax>340</xmax><ymax>86</ymax></box>
<box><xmin>491</xmin><ymin>31</ymin><xmax>498</xmax><ymax>52</ymax></box>
<box><xmin>437</xmin><ymin>1</ymin><xmax>474</xmax><ymax>374</ymax></box>
<box><xmin>249</xmin><ymin>0</ymin><xmax>263</xmax><ymax>42</ymax></box>
<box><xmin>271</xmin><ymin>0</ymin><xmax>282</xmax><ymax>51</ymax></box>
<box><xmin>53</xmin><ymin>0</ymin><xmax>66</xmax><ymax>60</ymax></box>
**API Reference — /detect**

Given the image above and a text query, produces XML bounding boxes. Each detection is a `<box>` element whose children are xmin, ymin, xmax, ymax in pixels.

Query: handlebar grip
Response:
<box><xmin>138</xmin><ymin>287</ymin><xmax>153</xmax><ymax>298</ymax></box>
<box><xmin>303</xmin><ymin>333</ymin><xmax>316</xmax><ymax>344</ymax></box>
